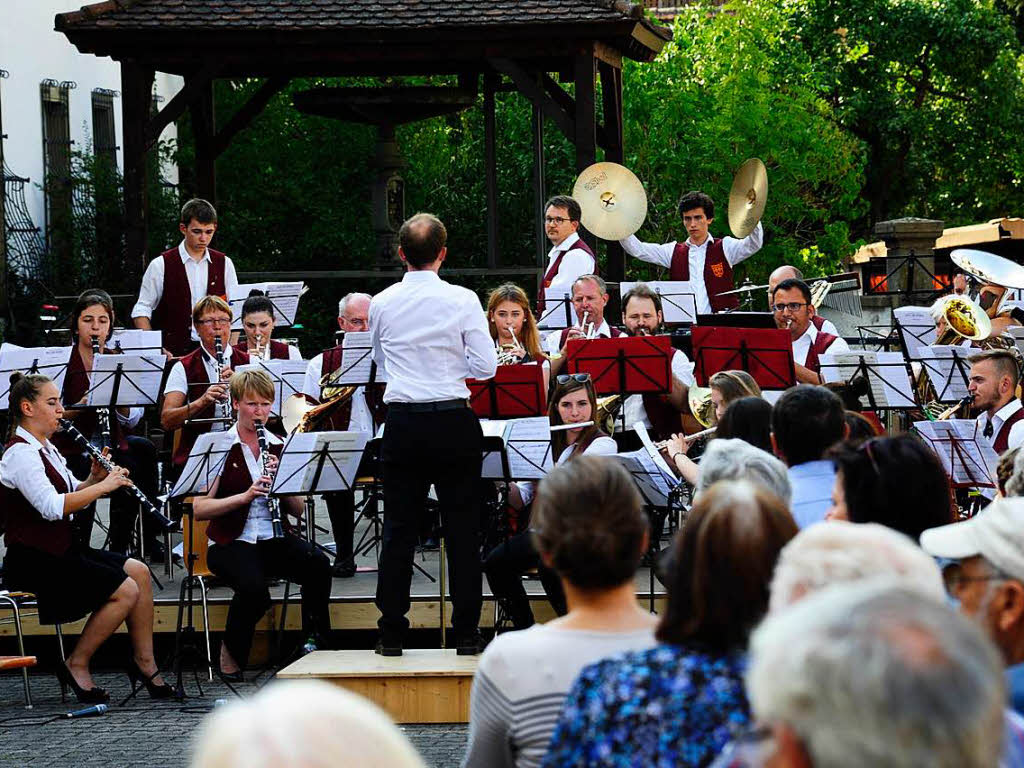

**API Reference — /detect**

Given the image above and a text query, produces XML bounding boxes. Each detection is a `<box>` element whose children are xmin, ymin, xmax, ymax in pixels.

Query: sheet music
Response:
<box><xmin>917</xmin><ymin>345</ymin><xmax>973</xmax><ymax>402</ymax></box>
<box><xmin>228</xmin><ymin>281</ymin><xmax>305</xmax><ymax>328</ymax></box>
<box><xmin>620</xmin><ymin>280</ymin><xmax>698</xmax><ymax>324</ymax></box>
<box><xmin>537</xmin><ymin>294</ymin><xmax>574</xmax><ymax>330</ymax></box>
<box><xmin>0</xmin><ymin>343</ymin><xmax>73</xmax><ymax>410</ymax></box>
<box><xmin>914</xmin><ymin>419</ymin><xmax>998</xmax><ymax>487</ymax></box>
<box><xmin>893</xmin><ymin>306</ymin><xmax>937</xmax><ymax>358</ymax></box>
<box><xmin>504</xmin><ymin>417</ymin><xmax>553</xmax><ymax>479</ymax></box>
<box><xmin>109</xmin><ymin>329</ymin><xmax>163</xmax><ymax>353</ymax></box>
<box><xmin>235</xmin><ymin>359</ymin><xmax>309</xmax><ymax>417</ymax></box>
<box><xmin>170</xmin><ymin>431</ymin><xmax>235</xmax><ymax>498</ymax></box>
<box><xmin>632</xmin><ymin>422</ymin><xmax>679</xmax><ymax>481</ymax></box>
<box><xmin>272</xmin><ymin>430</ymin><xmax>370</xmax><ymax>494</ymax></box>
<box><xmin>819</xmin><ymin>351</ymin><xmax>916</xmax><ymax>408</ymax></box>
<box><xmin>87</xmin><ymin>353</ymin><xmax>165</xmax><ymax>407</ymax></box>
<box><xmin>615</xmin><ymin>450</ymin><xmax>675</xmax><ymax>502</ymax></box>
<box><xmin>334</xmin><ymin>331</ymin><xmax>388</xmax><ymax>385</ymax></box>
<box><xmin>1009</xmin><ymin>327</ymin><xmax>1024</xmax><ymax>358</ymax></box>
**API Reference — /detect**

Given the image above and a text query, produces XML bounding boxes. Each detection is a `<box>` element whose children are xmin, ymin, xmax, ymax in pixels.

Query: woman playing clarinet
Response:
<box><xmin>1</xmin><ymin>373</ymin><xmax>171</xmax><ymax>703</ymax></box>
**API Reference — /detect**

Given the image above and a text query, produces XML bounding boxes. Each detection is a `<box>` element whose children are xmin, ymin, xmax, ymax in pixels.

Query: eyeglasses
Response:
<box><xmin>545</xmin><ymin>216</ymin><xmax>573</xmax><ymax>225</ymax></box>
<box><xmin>860</xmin><ymin>438</ymin><xmax>882</xmax><ymax>475</ymax></box>
<box><xmin>196</xmin><ymin>317</ymin><xmax>231</xmax><ymax>328</ymax></box>
<box><xmin>772</xmin><ymin>302</ymin><xmax>809</xmax><ymax>313</ymax></box>
<box><xmin>555</xmin><ymin>373</ymin><xmax>591</xmax><ymax>385</ymax></box>
<box><xmin>942</xmin><ymin>563</ymin><xmax>1008</xmax><ymax>594</ymax></box>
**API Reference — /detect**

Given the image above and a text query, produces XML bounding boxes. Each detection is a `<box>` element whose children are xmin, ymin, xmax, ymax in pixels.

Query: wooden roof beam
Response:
<box><xmin>211</xmin><ymin>76</ymin><xmax>289</xmax><ymax>158</ymax></box>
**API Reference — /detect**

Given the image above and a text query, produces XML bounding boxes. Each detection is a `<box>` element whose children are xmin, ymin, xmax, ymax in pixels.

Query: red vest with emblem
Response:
<box><xmin>54</xmin><ymin>345</ymin><xmax>130</xmax><ymax>456</ymax></box>
<box><xmin>172</xmin><ymin>345</ymin><xmax>250</xmax><ymax>466</ymax></box>
<box><xmin>803</xmin><ymin>331</ymin><xmax>839</xmax><ymax>374</ymax></box>
<box><xmin>994</xmin><ymin>408</ymin><xmax>1024</xmax><ymax>454</ymax></box>
<box><xmin>1</xmin><ymin>437</ymin><xmax>74</xmax><ymax>556</ymax></box>
<box><xmin>669</xmin><ymin>237</ymin><xmax>739</xmax><ymax>312</ymax></box>
<box><xmin>536</xmin><ymin>237</ymin><xmax>597</xmax><ymax>315</ymax></box>
<box><xmin>150</xmin><ymin>248</ymin><xmax>228</xmax><ymax>357</ymax></box>
<box><xmin>208</xmin><ymin>441</ymin><xmax>285</xmax><ymax>545</ymax></box>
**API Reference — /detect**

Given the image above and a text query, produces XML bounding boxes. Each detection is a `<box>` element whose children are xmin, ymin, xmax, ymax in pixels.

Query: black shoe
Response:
<box><xmin>55</xmin><ymin>662</ymin><xmax>110</xmax><ymax>704</ymax></box>
<box><xmin>332</xmin><ymin>559</ymin><xmax>357</xmax><ymax>578</ymax></box>
<box><xmin>456</xmin><ymin>630</ymin><xmax>487</xmax><ymax>656</ymax></box>
<box><xmin>219</xmin><ymin>669</ymin><xmax>245</xmax><ymax>683</ymax></box>
<box><xmin>375</xmin><ymin>634</ymin><xmax>403</xmax><ymax>657</ymax></box>
<box><xmin>121</xmin><ymin>659</ymin><xmax>174</xmax><ymax>705</ymax></box>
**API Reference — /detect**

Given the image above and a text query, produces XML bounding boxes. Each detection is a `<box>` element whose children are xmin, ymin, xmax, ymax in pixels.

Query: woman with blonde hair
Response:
<box><xmin>486</xmin><ymin>283</ymin><xmax>546</xmax><ymax>364</ymax></box>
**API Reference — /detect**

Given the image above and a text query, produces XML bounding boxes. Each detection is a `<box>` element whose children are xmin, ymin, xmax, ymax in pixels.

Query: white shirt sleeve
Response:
<box><xmin>0</xmin><ymin>444</ymin><xmax>70</xmax><ymax>521</ymax></box>
<box><xmin>369</xmin><ymin>300</ymin><xmax>385</xmax><ymax>368</ymax></box>
<box><xmin>463</xmin><ymin>294</ymin><xmax>499</xmax><ymax>381</ymax></box>
<box><xmin>163</xmin><ymin>361</ymin><xmax>188</xmax><ymax>396</ymax></box>
<box><xmin>827</xmin><ymin>336</ymin><xmax>851</xmax><ymax>354</ymax></box>
<box><xmin>131</xmin><ymin>257</ymin><xmax>165</xmax><ymax>319</ymax></box>
<box><xmin>285</xmin><ymin>344</ymin><xmax>303</xmax><ymax>361</ymax></box>
<box><xmin>620</xmin><ymin>235</ymin><xmax>676</xmax><ymax>269</ymax></box>
<box><xmin>116</xmin><ymin>407</ymin><xmax>145</xmax><ymax>428</ymax></box>
<box><xmin>583</xmin><ymin>436</ymin><xmax>618</xmax><ymax>457</ymax></box>
<box><xmin>722</xmin><ymin>221</ymin><xmax>763</xmax><ymax>267</ymax></box>
<box><xmin>302</xmin><ymin>355</ymin><xmax>323</xmax><ymax>399</ymax></box>
<box><xmin>819</xmin><ymin>318</ymin><xmax>841</xmax><ymax>336</ymax></box>
<box><xmin>223</xmin><ymin>257</ymin><xmax>239</xmax><ymax>299</ymax></box>
<box><xmin>671</xmin><ymin>349</ymin><xmax>696</xmax><ymax>387</ymax></box>
<box><xmin>1009</xmin><ymin>421</ymin><xmax>1024</xmax><ymax>452</ymax></box>
<box><xmin>544</xmin><ymin>330</ymin><xmax>563</xmax><ymax>357</ymax></box>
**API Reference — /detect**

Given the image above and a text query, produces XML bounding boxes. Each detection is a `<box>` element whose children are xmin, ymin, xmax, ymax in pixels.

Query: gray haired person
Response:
<box><xmin>696</xmin><ymin>438</ymin><xmax>791</xmax><ymax>504</ymax></box>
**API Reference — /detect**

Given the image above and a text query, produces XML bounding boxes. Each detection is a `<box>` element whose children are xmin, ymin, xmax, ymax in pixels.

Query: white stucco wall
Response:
<box><xmin>1</xmin><ymin>1</ymin><xmax>183</xmax><ymax>236</ymax></box>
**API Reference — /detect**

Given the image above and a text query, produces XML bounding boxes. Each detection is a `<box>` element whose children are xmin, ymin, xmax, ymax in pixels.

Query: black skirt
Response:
<box><xmin>3</xmin><ymin>543</ymin><xmax>129</xmax><ymax>624</ymax></box>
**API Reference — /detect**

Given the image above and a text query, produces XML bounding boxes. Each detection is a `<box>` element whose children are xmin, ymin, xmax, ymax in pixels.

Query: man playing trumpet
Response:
<box><xmin>544</xmin><ymin>275</ymin><xmax>623</xmax><ymax>375</ymax></box>
<box><xmin>772</xmin><ymin>278</ymin><xmax>848</xmax><ymax>384</ymax></box>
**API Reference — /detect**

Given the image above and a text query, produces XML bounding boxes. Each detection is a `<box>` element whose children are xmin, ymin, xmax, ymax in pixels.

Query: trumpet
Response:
<box><xmin>654</xmin><ymin>427</ymin><xmax>717</xmax><ymax>450</ymax></box>
<box><xmin>253</xmin><ymin>419</ymin><xmax>284</xmax><ymax>538</ymax></box>
<box><xmin>90</xmin><ymin>335</ymin><xmax>111</xmax><ymax>450</ymax></box>
<box><xmin>495</xmin><ymin>325</ymin><xmax>524</xmax><ymax>366</ymax></box>
<box><xmin>253</xmin><ymin>332</ymin><xmax>266</xmax><ymax>360</ymax></box>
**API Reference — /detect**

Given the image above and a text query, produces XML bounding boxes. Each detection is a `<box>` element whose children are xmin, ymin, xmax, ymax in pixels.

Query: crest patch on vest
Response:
<box><xmin>711</xmin><ymin>262</ymin><xmax>725</xmax><ymax>278</ymax></box>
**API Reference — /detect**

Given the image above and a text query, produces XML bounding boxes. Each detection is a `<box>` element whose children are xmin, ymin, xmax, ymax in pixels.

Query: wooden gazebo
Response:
<box><xmin>55</xmin><ymin>0</ymin><xmax>669</xmax><ymax>285</ymax></box>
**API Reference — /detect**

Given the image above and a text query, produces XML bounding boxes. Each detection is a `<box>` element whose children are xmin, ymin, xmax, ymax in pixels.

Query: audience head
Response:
<box><xmin>696</xmin><ymin>439</ymin><xmax>791</xmax><ymax>504</ymax></box>
<box><xmin>769</xmin><ymin>521</ymin><xmax>944</xmax><ymax>613</ymax></box>
<box><xmin>843</xmin><ymin>410</ymin><xmax>881</xmax><ymax>445</ymax></box>
<box><xmin>621</xmin><ymin>283</ymin><xmax>664</xmax><ymax>336</ymax></box>
<box><xmin>549</xmin><ymin>373</ymin><xmax>600</xmax><ymax>458</ymax></box>
<box><xmin>188</xmin><ymin>680</ymin><xmax>427</xmax><ymax>768</ymax></box>
<box><xmin>1005</xmin><ymin>448</ymin><xmax>1024</xmax><ymax>497</ymax></box>
<box><xmin>179</xmin><ymin>199</ymin><xmax>218</xmax><ymax>254</ymax></box>
<box><xmin>532</xmin><ymin>456</ymin><xmax>648</xmax><ymax>592</ymax></box>
<box><xmin>827</xmin><ymin>435</ymin><xmax>953</xmax><ymax>541</ymax></box>
<box><xmin>921</xmin><ymin>498</ymin><xmax>1024</xmax><ymax>666</ymax></box>
<box><xmin>337</xmin><ymin>293</ymin><xmax>372</xmax><ymax>333</ymax></box>
<box><xmin>570</xmin><ymin>275</ymin><xmax>609</xmax><ymax>327</ymax></box>
<box><xmin>771</xmin><ymin>384</ymin><xmax>845</xmax><ymax>467</ymax></box>
<box><xmin>748</xmin><ymin>582</ymin><xmax>1005</xmax><ymax>768</ymax></box>
<box><xmin>771</xmin><ymin>278</ymin><xmax>816</xmax><ymax>339</ymax></box>
<box><xmin>708</xmin><ymin>370</ymin><xmax>761</xmax><ymax>423</ymax></box>
<box><xmin>657</xmin><ymin>480</ymin><xmax>797</xmax><ymax>650</ymax></box>
<box><xmin>486</xmin><ymin>283</ymin><xmax>543</xmax><ymax>359</ymax></box>
<box><xmin>968</xmin><ymin>349</ymin><xmax>1020</xmax><ymax>413</ymax></box>
<box><xmin>7</xmin><ymin>372</ymin><xmax>59</xmax><ymax>438</ymax></box>
<box><xmin>69</xmin><ymin>288</ymin><xmax>115</xmax><ymax>347</ymax></box>
<box><xmin>192</xmin><ymin>295</ymin><xmax>233</xmax><ymax>351</ymax></box>
<box><xmin>398</xmin><ymin>213</ymin><xmax>447</xmax><ymax>269</ymax></box>
<box><xmin>544</xmin><ymin>195</ymin><xmax>581</xmax><ymax>247</ymax></box>
<box><xmin>716</xmin><ymin>396</ymin><xmax>773</xmax><ymax>452</ymax></box>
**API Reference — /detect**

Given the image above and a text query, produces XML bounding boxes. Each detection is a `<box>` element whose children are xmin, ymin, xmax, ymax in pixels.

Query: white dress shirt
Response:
<box><xmin>622</xmin><ymin>349</ymin><xmax>696</xmax><ymax>430</ymax></box>
<box><xmin>817</xmin><ymin>317</ymin><xmax>841</xmax><ymax>336</ymax></box>
<box><xmin>792</xmin><ymin>322</ymin><xmax>850</xmax><ymax>368</ymax></box>
<box><xmin>543</xmin><ymin>319</ymin><xmax>615</xmax><ymax>357</ymax></box>
<box><xmin>164</xmin><ymin>343</ymin><xmax>236</xmax><ymax>432</ymax></box>
<box><xmin>542</xmin><ymin>232</ymin><xmax>596</xmax><ymax>313</ymax></box>
<box><xmin>131</xmin><ymin>242</ymin><xmax>239</xmax><ymax>342</ymax></box>
<box><xmin>302</xmin><ymin>352</ymin><xmax>373</xmax><ymax>434</ymax></box>
<box><xmin>620</xmin><ymin>223</ymin><xmax>763</xmax><ymax>315</ymax></box>
<box><xmin>370</xmin><ymin>270</ymin><xmax>498</xmax><ymax>403</ymax></box>
<box><xmin>217</xmin><ymin>424</ymin><xmax>282</xmax><ymax>543</ymax></box>
<box><xmin>0</xmin><ymin>427</ymin><xmax>81</xmax><ymax>521</ymax></box>
<box><xmin>978</xmin><ymin>399</ymin><xmax>1024</xmax><ymax>452</ymax></box>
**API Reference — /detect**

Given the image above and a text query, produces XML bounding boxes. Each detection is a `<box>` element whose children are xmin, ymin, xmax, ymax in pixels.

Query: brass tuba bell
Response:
<box><xmin>687</xmin><ymin>385</ymin><xmax>716</xmax><ymax>429</ymax></box>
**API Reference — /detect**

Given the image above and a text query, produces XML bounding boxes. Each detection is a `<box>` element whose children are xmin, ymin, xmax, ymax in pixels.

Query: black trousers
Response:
<box><xmin>207</xmin><ymin>535</ymin><xmax>332</xmax><ymax>668</ymax></box>
<box><xmin>325</xmin><ymin>490</ymin><xmax>355</xmax><ymax>564</ymax></box>
<box><xmin>376</xmin><ymin>405</ymin><xmax>483</xmax><ymax>637</ymax></box>
<box><xmin>484</xmin><ymin>532</ymin><xmax>567</xmax><ymax>630</ymax></box>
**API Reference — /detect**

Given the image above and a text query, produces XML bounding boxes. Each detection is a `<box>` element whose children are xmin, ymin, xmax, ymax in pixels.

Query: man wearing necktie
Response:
<box><xmin>968</xmin><ymin>350</ymin><xmax>1024</xmax><ymax>455</ymax></box>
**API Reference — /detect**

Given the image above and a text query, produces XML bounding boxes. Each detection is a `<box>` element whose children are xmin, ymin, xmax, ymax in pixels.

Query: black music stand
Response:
<box><xmin>537</xmin><ymin>294</ymin><xmax>574</xmax><ymax>329</ymax></box>
<box><xmin>468</xmin><ymin>365</ymin><xmax>546</xmax><ymax>419</ymax></box>
<box><xmin>691</xmin><ymin>326</ymin><xmax>796</xmax><ymax>390</ymax></box>
<box><xmin>918</xmin><ymin>348</ymin><xmax>973</xmax><ymax>404</ymax></box>
<box><xmin>0</xmin><ymin>345</ymin><xmax>73</xmax><ymax>409</ymax></box>
<box><xmin>565</xmin><ymin>335</ymin><xmax>673</xmax><ymax>397</ymax></box>
<box><xmin>228</xmin><ymin>282</ymin><xmax>303</xmax><ymax>329</ymax></box>
<box><xmin>914</xmin><ymin>420</ymin><xmax>997</xmax><ymax>517</ymax></box>
<box><xmin>818</xmin><ymin>353</ymin><xmax>918</xmax><ymax>411</ymax></box>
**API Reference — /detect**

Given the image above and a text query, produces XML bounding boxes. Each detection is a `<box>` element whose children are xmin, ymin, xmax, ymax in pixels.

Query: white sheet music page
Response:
<box><xmin>87</xmin><ymin>353</ymin><xmax>166</xmax><ymax>407</ymax></box>
<box><xmin>502</xmin><ymin>417</ymin><xmax>553</xmax><ymax>479</ymax></box>
<box><xmin>916</xmin><ymin>345</ymin><xmax>972</xmax><ymax>402</ymax></box>
<box><xmin>236</xmin><ymin>359</ymin><xmax>309</xmax><ymax>417</ymax></box>
<box><xmin>170</xmin><ymin>431</ymin><xmax>235</xmax><ymax>498</ymax></box>
<box><xmin>914</xmin><ymin>419</ymin><xmax>997</xmax><ymax>486</ymax></box>
<box><xmin>819</xmin><ymin>351</ymin><xmax>916</xmax><ymax>408</ymax></box>
<box><xmin>109</xmin><ymin>329</ymin><xmax>163</xmax><ymax>353</ymax></box>
<box><xmin>616</xmin><ymin>448</ymin><xmax>674</xmax><ymax>500</ymax></box>
<box><xmin>336</xmin><ymin>331</ymin><xmax>388</xmax><ymax>385</ymax></box>
<box><xmin>893</xmin><ymin>306</ymin><xmax>938</xmax><ymax>358</ymax></box>
<box><xmin>0</xmin><ymin>343</ymin><xmax>73</xmax><ymax>410</ymax></box>
<box><xmin>620</xmin><ymin>280</ymin><xmax>698</xmax><ymax>324</ymax></box>
<box><xmin>273</xmin><ymin>431</ymin><xmax>370</xmax><ymax>495</ymax></box>
<box><xmin>538</xmin><ymin>294</ymin><xmax>574</xmax><ymax>330</ymax></box>
<box><xmin>228</xmin><ymin>281</ymin><xmax>305</xmax><ymax>328</ymax></box>
<box><xmin>632</xmin><ymin>422</ymin><xmax>678</xmax><ymax>481</ymax></box>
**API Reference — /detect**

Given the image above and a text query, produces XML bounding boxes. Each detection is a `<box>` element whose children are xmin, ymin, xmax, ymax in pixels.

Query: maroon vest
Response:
<box><xmin>669</xmin><ymin>237</ymin><xmax>739</xmax><ymax>312</ymax></box>
<box><xmin>803</xmin><ymin>331</ymin><xmax>840</xmax><ymax>374</ymax></box>
<box><xmin>150</xmin><ymin>248</ymin><xmax>228</xmax><ymax>357</ymax></box>
<box><xmin>268</xmin><ymin>340</ymin><xmax>291</xmax><ymax>360</ymax></box>
<box><xmin>172</xmin><ymin>345</ymin><xmax>250</xmax><ymax>466</ymax></box>
<box><xmin>54</xmin><ymin>345</ymin><xmax>129</xmax><ymax>455</ymax></box>
<box><xmin>641</xmin><ymin>349</ymin><xmax>682</xmax><ymax>440</ymax></box>
<box><xmin>557</xmin><ymin>324</ymin><xmax>624</xmax><ymax>348</ymax></box>
<box><xmin>536</xmin><ymin>237</ymin><xmax>597</xmax><ymax>315</ymax></box>
<box><xmin>2</xmin><ymin>437</ymin><xmax>74</xmax><ymax>556</ymax></box>
<box><xmin>994</xmin><ymin>408</ymin><xmax>1024</xmax><ymax>455</ymax></box>
<box><xmin>811</xmin><ymin>315</ymin><xmax>826</xmax><ymax>331</ymax></box>
<box><xmin>208</xmin><ymin>441</ymin><xmax>285</xmax><ymax>545</ymax></box>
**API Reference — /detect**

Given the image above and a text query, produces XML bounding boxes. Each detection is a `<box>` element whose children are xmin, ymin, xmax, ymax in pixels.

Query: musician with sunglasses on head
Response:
<box><xmin>772</xmin><ymin>278</ymin><xmax>848</xmax><ymax>384</ymax></box>
<box><xmin>485</xmin><ymin>373</ymin><xmax>617</xmax><ymax>631</ymax></box>
<box><xmin>545</xmin><ymin>275</ymin><xmax>623</xmax><ymax>376</ymax></box>
<box><xmin>536</xmin><ymin>196</ymin><xmax>596</xmax><ymax>320</ymax></box>
<box><xmin>193</xmin><ymin>369</ymin><xmax>332</xmax><ymax>681</ymax></box>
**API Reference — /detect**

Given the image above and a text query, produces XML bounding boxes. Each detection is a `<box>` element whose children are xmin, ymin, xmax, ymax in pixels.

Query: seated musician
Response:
<box><xmin>619</xmin><ymin>283</ymin><xmax>694</xmax><ymax>445</ymax></box>
<box><xmin>536</xmin><ymin>195</ymin><xmax>596</xmax><ymax>317</ymax></box>
<box><xmin>301</xmin><ymin>291</ymin><xmax>377</xmax><ymax>578</ymax></box>
<box><xmin>1</xmin><ymin>373</ymin><xmax>170</xmax><ymax>703</ymax></box>
<box><xmin>768</xmin><ymin>265</ymin><xmax>840</xmax><ymax>335</ymax></box>
<box><xmin>968</xmin><ymin>349</ymin><xmax>1024</xmax><ymax>455</ymax></box>
<box><xmin>619</xmin><ymin>190</ymin><xmax>762</xmax><ymax>315</ymax></box>
<box><xmin>487</xmin><ymin>283</ymin><xmax>548</xmax><ymax>365</ymax></box>
<box><xmin>193</xmin><ymin>369</ymin><xmax>332</xmax><ymax>680</ymax></box>
<box><xmin>240</xmin><ymin>290</ymin><xmax>302</xmax><ymax>360</ymax></box>
<box><xmin>772</xmin><ymin>278</ymin><xmax>849</xmax><ymax>384</ymax></box>
<box><xmin>544</xmin><ymin>275</ymin><xmax>623</xmax><ymax>376</ymax></box>
<box><xmin>952</xmin><ymin>269</ymin><xmax>1024</xmax><ymax>339</ymax></box>
<box><xmin>485</xmin><ymin>373</ymin><xmax>617</xmax><ymax>630</ymax></box>
<box><xmin>55</xmin><ymin>289</ymin><xmax>161</xmax><ymax>557</ymax></box>
<box><xmin>161</xmin><ymin>296</ymin><xmax>250</xmax><ymax>479</ymax></box>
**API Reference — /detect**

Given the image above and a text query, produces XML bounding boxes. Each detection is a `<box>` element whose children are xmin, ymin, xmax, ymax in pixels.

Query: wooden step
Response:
<box><xmin>277</xmin><ymin>649</ymin><xmax>478</xmax><ymax>723</ymax></box>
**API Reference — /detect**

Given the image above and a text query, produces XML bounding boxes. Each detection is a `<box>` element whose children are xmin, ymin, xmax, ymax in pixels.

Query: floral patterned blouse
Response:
<box><xmin>540</xmin><ymin>643</ymin><xmax>750</xmax><ymax>768</ymax></box>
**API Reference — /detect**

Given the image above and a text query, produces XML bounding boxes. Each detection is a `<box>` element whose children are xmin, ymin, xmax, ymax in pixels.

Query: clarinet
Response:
<box><xmin>253</xmin><ymin>419</ymin><xmax>285</xmax><ymax>538</ymax></box>
<box><xmin>57</xmin><ymin>418</ymin><xmax>175</xmax><ymax>532</ymax></box>
<box><xmin>90</xmin><ymin>335</ymin><xmax>112</xmax><ymax>451</ymax></box>
<box><xmin>213</xmin><ymin>335</ymin><xmax>230</xmax><ymax>423</ymax></box>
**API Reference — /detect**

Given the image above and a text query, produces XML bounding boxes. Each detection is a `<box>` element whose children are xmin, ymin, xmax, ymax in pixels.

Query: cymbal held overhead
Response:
<box><xmin>573</xmin><ymin>162</ymin><xmax>648</xmax><ymax>241</ymax></box>
<box><xmin>728</xmin><ymin>158</ymin><xmax>768</xmax><ymax>239</ymax></box>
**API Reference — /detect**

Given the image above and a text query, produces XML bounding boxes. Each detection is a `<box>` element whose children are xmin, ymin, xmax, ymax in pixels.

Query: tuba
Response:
<box><xmin>281</xmin><ymin>365</ymin><xmax>359</xmax><ymax>434</ymax></box>
<box><xmin>687</xmin><ymin>385</ymin><xmax>716</xmax><ymax>429</ymax></box>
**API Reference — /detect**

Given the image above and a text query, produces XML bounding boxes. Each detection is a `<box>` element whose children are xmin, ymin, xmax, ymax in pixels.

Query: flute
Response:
<box><xmin>550</xmin><ymin>420</ymin><xmax>595</xmax><ymax>432</ymax></box>
<box><xmin>653</xmin><ymin>426</ymin><xmax>717</xmax><ymax>449</ymax></box>
<box><xmin>58</xmin><ymin>418</ymin><xmax>175</xmax><ymax>531</ymax></box>
<box><xmin>90</xmin><ymin>335</ymin><xmax>112</xmax><ymax>451</ymax></box>
<box><xmin>253</xmin><ymin>419</ymin><xmax>285</xmax><ymax>538</ymax></box>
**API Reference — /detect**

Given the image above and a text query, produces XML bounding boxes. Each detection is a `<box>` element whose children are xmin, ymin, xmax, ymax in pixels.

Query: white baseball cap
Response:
<box><xmin>920</xmin><ymin>498</ymin><xmax>1024</xmax><ymax>582</ymax></box>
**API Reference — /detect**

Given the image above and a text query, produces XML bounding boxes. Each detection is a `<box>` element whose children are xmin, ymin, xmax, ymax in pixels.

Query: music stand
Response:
<box><xmin>691</xmin><ymin>326</ymin><xmax>796</xmax><ymax>390</ymax></box>
<box><xmin>228</xmin><ymin>281</ymin><xmax>304</xmax><ymax>330</ymax></box>
<box><xmin>468</xmin><ymin>365</ymin><xmax>546</xmax><ymax>419</ymax></box>
<box><xmin>236</xmin><ymin>359</ymin><xmax>308</xmax><ymax>419</ymax></box>
<box><xmin>818</xmin><ymin>351</ymin><xmax>918</xmax><ymax>411</ymax></box>
<box><xmin>914</xmin><ymin>420</ymin><xmax>998</xmax><ymax>513</ymax></box>
<box><xmin>620</xmin><ymin>281</ymin><xmax>698</xmax><ymax>325</ymax></box>
<box><xmin>330</xmin><ymin>331</ymin><xmax>386</xmax><ymax>387</ymax></box>
<box><xmin>916</xmin><ymin>345</ymin><xmax>973</xmax><ymax>403</ymax></box>
<box><xmin>537</xmin><ymin>294</ymin><xmax>574</xmax><ymax>330</ymax></box>
<box><xmin>0</xmin><ymin>343</ymin><xmax>73</xmax><ymax>409</ymax></box>
<box><xmin>892</xmin><ymin>306</ymin><xmax>938</xmax><ymax>360</ymax></box>
<box><xmin>565</xmin><ymin>335</ymin><xmax>673</xmax><ymax>397</ymax></box>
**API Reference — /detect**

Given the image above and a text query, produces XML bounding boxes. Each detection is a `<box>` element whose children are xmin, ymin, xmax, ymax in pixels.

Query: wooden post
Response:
<box><xmin>121</xmin><ymin>61</ymin><xmax>154</xmax><ymax>287</ymax></box>
<box><xmin>191</xmin><ymin>78</ymin><xmax>217</xmax><ymax>203</ymax></box>
<box><xmin>483</xmin><ymin>71</ymin><xmax>499</xmax><ymax>269</ymax></box>
<box><xmin>0</xmin><ymin>72</ymin><xmax>7</xmax><ymax>322</ymax></box>
<box><xmin>574</xmin><ymin>51</ymin><xmax>597</xmax><ymax>252</ymax></box>
<box><xmin>599</xmin><ymin>61</ymin><xmax>625</xmax><ymax>282</ymax></box>
<box><xmin>532</xmin><ymin>101</ymin><xmax>547</xmax><ymax>271</ymax></box>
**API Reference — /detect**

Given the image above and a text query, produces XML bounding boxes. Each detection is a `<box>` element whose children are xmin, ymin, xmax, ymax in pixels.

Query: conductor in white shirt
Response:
<box><xmin>370</xmin><ymin>213</ymin><xmax>498</xmax><ymax>657</ymax></box>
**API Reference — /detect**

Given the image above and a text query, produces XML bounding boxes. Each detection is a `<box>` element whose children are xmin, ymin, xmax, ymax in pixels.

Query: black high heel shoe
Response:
<box><xmin>121</xmin><ymin>659</ymin><xmax>174</xmax><ymax>705</ymax></box>
<box><xmin>55</xmin><ymin>662</ymin><xmax>110</xmax><ymax>704</ymax></box>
